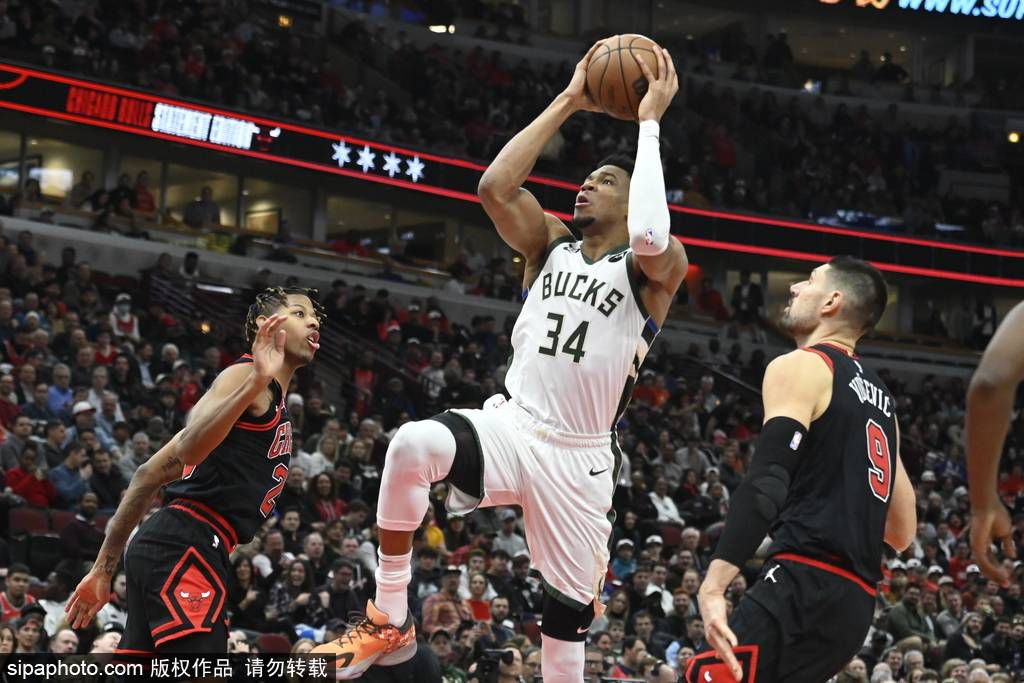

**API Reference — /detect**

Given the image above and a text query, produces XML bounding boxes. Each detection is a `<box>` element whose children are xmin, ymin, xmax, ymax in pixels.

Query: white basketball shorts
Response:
<box><xmin>447</xmin><ymin>397</ymin><xmax>621</xmax><ymax>610</ymax></box>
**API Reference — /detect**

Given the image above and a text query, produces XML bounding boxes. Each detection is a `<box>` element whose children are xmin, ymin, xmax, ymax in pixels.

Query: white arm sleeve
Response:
<box><xmin>627</xmin><ymin>120</ymin><xmax>672</xmax><ymax>256</ymax></box>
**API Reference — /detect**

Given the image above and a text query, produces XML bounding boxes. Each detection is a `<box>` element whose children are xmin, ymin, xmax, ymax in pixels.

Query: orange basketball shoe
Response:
<box><xmin>312</xmin><ymin>600</ymin><xmax>417</xmax><ymax>679</ymax></box>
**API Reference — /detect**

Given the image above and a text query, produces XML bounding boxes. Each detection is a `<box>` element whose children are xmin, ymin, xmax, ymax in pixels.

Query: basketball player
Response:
<box><xmin>65</xmin><ymin>287</ymin><xmax>322</xmax><ymax>656</ymax></box>
<box><xmin>685</xmin><ymin>258</ymin><xmax>917</xmax><ymax>683</ymax></box>
<box><xmin>965</xmin><ymin>301</ymin><xmax>1022</xmax><ymax>584</ymax></box>
<box><xmin>315</xmin><ymin>45</ymin><xmax>688</xmax><ymax>680</ymax></box>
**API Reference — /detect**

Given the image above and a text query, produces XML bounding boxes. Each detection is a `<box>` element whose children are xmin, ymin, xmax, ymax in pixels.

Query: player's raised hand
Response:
<box><xmin>561</xmin><ymin>41</ymin><xmax>604</xmax><ymax>113</ymax></box>
<box><xmin>699</xmin><ymin>589</ymin><xmax>743</xmax><ymax>681</ymax></box>
<box><xmin>251</xmin><ymin>313</ymin><xmax>287</xmax><ymax>380</ymax></box>
<box><xmin>969</xmin><ymin>493</ymin><xmax>1016</xmax><ymax>586</ymax></box>
<box><xmin>635</xmin><ymin>47</ymin><xmax>679</xmax><ymax>123</ymax></box>
<box><xmin>66</xmin><ymin>569</ymin><xmax>111</xmax><ymax>629</ymax></box>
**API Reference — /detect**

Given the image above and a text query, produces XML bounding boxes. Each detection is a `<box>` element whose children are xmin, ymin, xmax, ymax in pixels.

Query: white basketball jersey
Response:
<box><xmin>505</xmin><ymin>238</ymin><xmax>659</xmax><ymax>435</ymax></box>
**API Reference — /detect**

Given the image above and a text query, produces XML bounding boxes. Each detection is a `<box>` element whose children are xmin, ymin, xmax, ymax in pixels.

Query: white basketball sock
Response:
<box><xmin>374</xmin><ymin>548</ymin><xmax>413</xmax><ymax>627</ymax></box>
<box><xmin>540</xmin><ymin>634</ymin><xmax>585</xmax><ymax>681</ymax></box>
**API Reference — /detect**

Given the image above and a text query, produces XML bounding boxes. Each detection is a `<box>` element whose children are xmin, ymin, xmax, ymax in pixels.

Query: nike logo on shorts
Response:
<box><xmin>588</xmin><ymin>467</ymin><xmax>608</xmax><ymax>476</ymax></box>
<box><xmin>576</xmin><ymin>626</ymin><xmax>589</xmax><ymax>634</ymax></box>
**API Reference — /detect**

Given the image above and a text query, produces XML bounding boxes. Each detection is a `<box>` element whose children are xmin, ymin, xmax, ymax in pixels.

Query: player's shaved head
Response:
<box><xmin>824</xmin><ymin>256</ymin><xmax>888</xmax><ymax>332</ymax></box>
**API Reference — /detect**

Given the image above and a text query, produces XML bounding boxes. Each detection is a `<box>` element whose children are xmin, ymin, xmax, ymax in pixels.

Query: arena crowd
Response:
<box><xmin>0</xmin><ymin>225</ymin><xmax>1016</xmax><ymax>682</ymax></box>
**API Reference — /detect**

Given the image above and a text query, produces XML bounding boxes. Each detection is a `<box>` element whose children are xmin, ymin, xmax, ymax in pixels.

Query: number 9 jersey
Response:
<box><xmin>505</xmin><ymin>238</ymin><xmax>659</xmax><ymax>435</ymax></box>
<box><xmin>765</xmin><ymin>342</ymin><xmax>898</xmax><ymax>586</ymax></box>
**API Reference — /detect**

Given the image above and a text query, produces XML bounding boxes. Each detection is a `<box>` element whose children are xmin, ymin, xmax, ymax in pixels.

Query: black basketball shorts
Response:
<box><xmin>116</xmin><ymin>499</ymin><xmax>237</xmax><ymax>657</ymax></box>
<box><xmin>685</xmin><ymin>553</ymin><xmax>876</xmax><ymax>683</ymax></box>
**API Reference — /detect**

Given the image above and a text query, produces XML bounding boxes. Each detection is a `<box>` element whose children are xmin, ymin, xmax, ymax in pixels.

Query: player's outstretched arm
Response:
<box><xmin>66</xmin><ymin>431</ymin><xmax>184</xmax><ymax>627</ymax></box>
<box><xmin>697</xmin><ymin>351</ymin><xmax>830</xmax><ymax>680</ymax></box>
<box><xmin>967</xmin><ymin>301</ymin><xmax>1024</xmax><ymax>583</ymax></box>
<box><xmin>884</xmin><ymin>421</ymin><xmax>916</xmax><ymax>552</ymax></box>
<box><xmin>66</xmin><ymin>314</ymin><xmax>290</xmax><ymax>627</ymax></box>
<box><xmin>629</xmin><ymin>47</ymin><xmax>688</xmax><ymax>301</ymax></box>
<box><xmin>477</xmin><ymin>42</ymin><xmax>601</xmax><ymax>263</ymax></box>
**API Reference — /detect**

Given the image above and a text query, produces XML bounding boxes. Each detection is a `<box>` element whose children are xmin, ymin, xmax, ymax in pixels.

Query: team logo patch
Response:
<box><xmin>150</xmin><ymin>547</ymin><xmax>226</xmax><ymax>646</ymax></box>
<box><xmin>685</xmin><ymin>645</ymin><xmax>759</xmax><ymax>683</ymax></box>
<box><xmin>789</xmin><ymin>431</ymin><xmax>803</xmax><ymax>450</ymax></box>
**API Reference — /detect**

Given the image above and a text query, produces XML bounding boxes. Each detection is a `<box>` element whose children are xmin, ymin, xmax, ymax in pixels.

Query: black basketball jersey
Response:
<box><xmin>765</xmin><ymin>343</ymin><xmax>898</xmax><ymax>585</ymax></box>
<box><xmin>162</xmin><ymin>354</ymin><xmax>292</xmax><ymax>546</ymax></box>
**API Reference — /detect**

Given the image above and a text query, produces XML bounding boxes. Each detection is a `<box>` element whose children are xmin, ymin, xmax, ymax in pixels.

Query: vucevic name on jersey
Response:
<box><xmin>162</xmin><ymin>355</ymin><xmax>292</xmax><ymax>546</ymax></box>
<box><xmin>766</xmin><ymin>343</ymin><xmax>898</xmax><ymax>585</ymax></box>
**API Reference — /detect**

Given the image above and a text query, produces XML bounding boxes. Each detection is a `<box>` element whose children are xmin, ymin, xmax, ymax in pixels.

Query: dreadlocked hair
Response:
<box><xmin>244</xmin><ymin>286</ymin><xmax>326</xmax><ymax>346</ymax></box>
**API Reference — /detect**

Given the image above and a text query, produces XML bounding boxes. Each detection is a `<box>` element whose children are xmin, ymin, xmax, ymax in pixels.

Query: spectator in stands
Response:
<box><xmin>0</xmin><ymin>414</ymin><xmax>32</xmax><ymax>470</ymax></box>
<box><xmin>422</xmin><ymin>565</ymin><xmax>472</xmax><ymax>635</ymax></box>
<box><xmin>46</xmin><ymin>363</ymin><xmax>72</xmax><ymax>418</ymax></box>
<box><xmin>0</xmin><ymin>564</ymin><xmax>36</xmax><ymax>622</ymax></box>
<box><xmin>875</xmin><ymin>52</ymin><xmax>909</xmax><ymax>83</ymax></box>
<box><xmin>67</xmin><ymin>171</ymin><xmax>95</xmax><ymax>209</ymax></box>
<box><xmin>493</xmin><ymin>509</ymin><xmax>526</xmax><ymax>558</ymax></box>
<box><xmin>109</xmin><ymin>293</ymin><xmax>140</xmax><ymax>344</ymax></box>
<box><xmin>611</xmin><ymin>635</ymin><xmax>647</xmax><ymax>679</ymax></box>
<box><xmin>49</xmin><ymin>441</ymin><xmax>90</xmax><ymax>509</ymax></box>
<box><xmin>7</xmin><ymin>446</ymin><xmax>56</xmax><ymax>508</ymax></box>
<box><xmin>59</xmin><ymin>490</ymin><xmax>104</xmax><ymax>564</ymax></box>
<box><xmin>319</xmin><ymin>558</ymin><xmax>364</xmax><ymax>622</ymax></box>
<box><xmin>88</xmin><ymin>448</ymin><xmax>124</xmax><ymax>514</ymax></box>
<box><xmin>95</xmin><ymin>571</ymin><xmax>128</xmax><ymax>630</ymax></box>
<box><xmin>12</xmin><ymin>616</ymin><xmax>42</xmax><ymax>653</ymax></box>
<box><xmin>266</xmin><ymin>558</ymin><xmax>326</xmax><ymax>631</ymax></box>
<box><xmin>227</xmin><ymin>556</ymin><xmax>267</xmax><ymax>632</ymax></box>
<box><xmin>131</xmin><ymin>171</ymin><xmax>155</xmax><ymax>213</ymax></box>
<box><xmin>182</xmin><ymin>186</ymin><xmax>222</xmax><ymax>230</ymax></box>
<box><xmin>887</xmin><ymin>584</ymin><xmax>935</xmax><ymax>650</ymax></box>
<box><xmin>65</xmin><ymin>401</ymin><xmax>112</xmax><ymax>450</ymax></box>
<box><xmin>118</xmin><ymin>431</ymin><xmax>151</xmax><ymax>480</ymax></box>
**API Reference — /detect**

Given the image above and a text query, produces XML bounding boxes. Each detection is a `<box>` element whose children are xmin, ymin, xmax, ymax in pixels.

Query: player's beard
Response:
<box><xmin>779</xmin><ymin>302</ymin><xmax>816</xmax><ymax>338</ymax></box>
<box><xmin>571</xmin><ymin>215</ymin><xmax>596</xmax><ymax>233</ymax></box>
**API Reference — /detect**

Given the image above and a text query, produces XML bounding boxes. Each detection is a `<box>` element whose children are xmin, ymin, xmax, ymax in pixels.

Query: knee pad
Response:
<box><xmin>540</xmin><ymin>593</ymin><xmax>595</xmax><ymax>642</ymax></box>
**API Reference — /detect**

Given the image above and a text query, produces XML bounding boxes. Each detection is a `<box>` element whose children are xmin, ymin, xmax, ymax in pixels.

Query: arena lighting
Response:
<box><xmin>0</xmin><ymin>63</ymin><xmax>1021</xmax><ymax>285</ymax></box>
<box><xmin>277</xmin><ymin>14</ymin><xmax>292</xmax><ymax>28</ymax></box>
<box><xmin>428</xmin><ymin>25</ymin><xmax>447</xmax><ymax>33</ymax></box>
<box><xmin>1009</xmin><ymin>131</ymin><xmax>1021</xmax><ymax>144</ymax></box>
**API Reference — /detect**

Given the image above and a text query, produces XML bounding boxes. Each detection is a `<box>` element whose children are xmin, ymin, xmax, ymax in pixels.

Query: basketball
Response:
<box><xmin>585</xmin><ymin>34</ymin><xmax>661</xmax><ymax>121</ymax></box>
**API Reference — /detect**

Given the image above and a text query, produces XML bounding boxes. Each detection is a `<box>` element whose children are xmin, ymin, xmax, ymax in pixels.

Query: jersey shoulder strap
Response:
<box><xmin>228</xmin><ymin>354</ymin><xmax>283</xmax><ymax>410</ymax></box>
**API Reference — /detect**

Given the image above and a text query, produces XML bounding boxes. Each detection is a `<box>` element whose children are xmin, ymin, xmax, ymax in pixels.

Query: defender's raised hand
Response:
<box><xmin>252</xmin><ymin>313</ymin><xmax>287</xmax><ymax>380</ymax></box>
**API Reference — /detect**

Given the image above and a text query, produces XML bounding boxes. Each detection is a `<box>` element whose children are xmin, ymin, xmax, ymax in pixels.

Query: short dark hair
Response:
<box><xmin>596</xmin><ymin>154</ymin><xmax>634</xmax><ymax>177</ymax></box>
<box><xmin>244</xmin><ymin>287</ymin><xmax>325</xmax><ymax>346</ymax></box>
<box><xmin>826</xmin><ymin>256</ymin><xmax>888</xmax><ymax>332</ymax></box>
<box><xmin>8</xmin><ymin>563</ymin><xmax>30</xmax><ymax>577</ymax></box>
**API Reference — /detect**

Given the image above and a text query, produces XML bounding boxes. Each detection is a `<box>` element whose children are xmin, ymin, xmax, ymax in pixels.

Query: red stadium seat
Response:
<box><xmin>10</xmin><ymin>508</ymin><xmax>49</xmax><ymax>535</ymax></box>
<box><xmin>520</xmin><ymin>620</ymin><xmax>542</xmax><ymax>646</ymax></box>
<box><xmin>50</xmin><ymin>510</ymin><xmax>75</xmax><ymax>534</ymax></box>
<box><xmin>94</xmin><ymin>515</ymin><xmax>110</xmax><ymax>531</ymax></box>
<box><xmin>255</xmin><ymin>634</ymin><xmax>292</xmax><ymax>654</ymax></box>
<box><xmin>659</xmin><ymin>524</ymin><xmax>683</xmax><ymax>548</ymax></box>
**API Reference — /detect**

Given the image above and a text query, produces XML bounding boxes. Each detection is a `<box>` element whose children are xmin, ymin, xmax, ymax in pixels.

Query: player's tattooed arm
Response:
<box><xmin>91</xmin><ymin>432</ymin><xmax>184</xmax><ymax>576</ymax></box>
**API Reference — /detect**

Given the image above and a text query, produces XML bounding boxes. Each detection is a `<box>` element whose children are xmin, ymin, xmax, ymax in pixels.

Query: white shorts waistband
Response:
<box><xmin>508</xmin><ymin>400</ymin><xmax>613</xmax><ymax>449</ymax></box>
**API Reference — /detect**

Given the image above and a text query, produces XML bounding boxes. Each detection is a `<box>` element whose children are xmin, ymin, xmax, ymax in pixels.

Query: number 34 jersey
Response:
<box><xmin>765</xmin><ymin>342</ymin><xmax>899</xmax><ymax>586</ymax></box>
<box><xmin>505</xmin><ymin>237</ymin><xmax>659</xmax><ymax>435</ymax></box>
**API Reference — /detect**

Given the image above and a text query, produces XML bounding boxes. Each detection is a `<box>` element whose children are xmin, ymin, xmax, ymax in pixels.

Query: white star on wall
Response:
<box><xmin>331</xmin><ymin>140</ymin><xmax>351</xmax><ymax>167</ymax></box>
<box><xmin>382</xmin><ymin>151</ymin><xmax>402</xmax><ymax>178</ymax></box>
<box><xmin>405</xmin><ymin>155</ymin><xmax>425</xmax><ymax>183</ymax></box>
<box><xmin>356</xmin><ymin>145</ymin><xmax>376</xmax><ymax>173</ymax></box>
